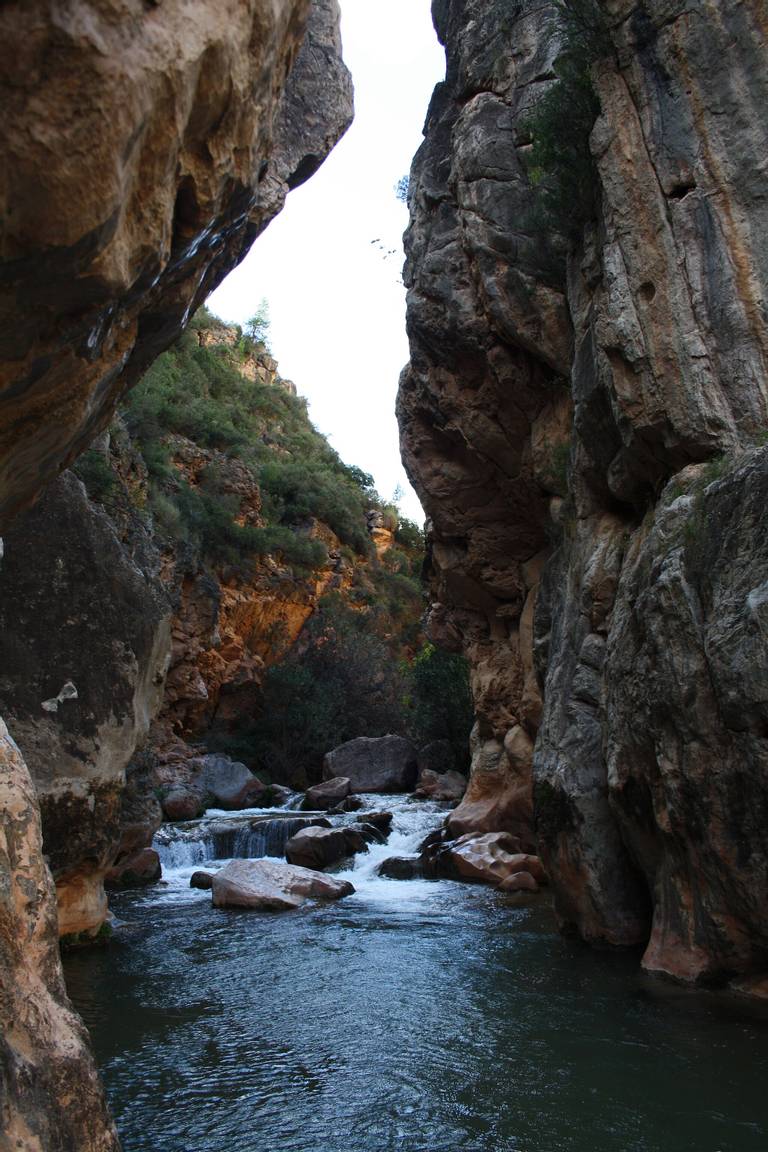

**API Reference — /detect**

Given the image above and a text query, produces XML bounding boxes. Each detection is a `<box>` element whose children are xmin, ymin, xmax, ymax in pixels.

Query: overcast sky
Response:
<box><xmin>208</xmin><ymin>0</ymin><xmax>445</xmax><ymax>524</ymax></box>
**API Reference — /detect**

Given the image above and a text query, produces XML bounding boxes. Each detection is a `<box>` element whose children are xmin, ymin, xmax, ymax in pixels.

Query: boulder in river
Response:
<box><xmin>162</xmin><ymin>786</ymin><xmax>206</xmax><ymax>822</ymax></box>
<box><xmin>378</xmin><ymin>857</ymin><xmax>422</xmax><ymax>880</ymax></box>
<box><xmin>190</xmin><ymin>871</ymin><xmax>214</xmax><ymax>890</ymax></box>
<box><xmin>189</xmin><ymin>754</ymin><xmax>266</xmax><ymax>810</ymax></box>
<box><xmin>497</xmin><ymin>871</ymin><xmax>539</xmax><ymax>893</ymax></box>
<box><xmin>285</xmin><ymin>825</ymin><xmax>371</xmax><ymax>869</ymax></box>
<box><xmin>303</xmin><ymin>777</ymin><xmax>351</xmax><ymax>810</ymax></box>
<box><xmin>413</xmin><ymin>768</ymin><xmax>467</xmax><ymax>803</ymax></box>
<box><xmin>211</xmin><ymin>859</ymin><xmax>354</xmax><ymax>910</ymax></box>
<box><xmin>361</xmin><ymin>811</ymin><xmax>394</xmax><ymax>834</ymax></box>
<box><xmin>322</xmin><ymin>735</ymin><xmax>417</xmax><ymax>793</ymax></box>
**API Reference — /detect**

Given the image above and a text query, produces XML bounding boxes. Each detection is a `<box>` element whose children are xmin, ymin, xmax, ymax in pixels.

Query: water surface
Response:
<box><xmin>64</xmin><ymin>797</ymin><xmax>768</xmax><ymax>1152</ymax></box>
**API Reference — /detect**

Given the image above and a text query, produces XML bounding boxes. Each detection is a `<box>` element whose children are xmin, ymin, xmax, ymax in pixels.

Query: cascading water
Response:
<box><xmin>153</xmin><ymin>814</ymin><xmax>328</xmax><ymax>871</ymax></box>
<box><xmin>64</xmin><ymin>795</ymin><xmax>768</xmax><ymax>1152</ymax></box>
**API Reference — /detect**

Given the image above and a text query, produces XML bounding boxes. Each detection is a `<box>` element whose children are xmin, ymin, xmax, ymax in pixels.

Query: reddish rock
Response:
<box><xmin>497</xmin><ymin>871</ymin><xmax>539</xmax><ymax>894</ymax></box>
<box><xmin>163</xmin><ymin>786</ymin><xmax>205</xmax><ymax>822</ymax></box>
<box><xmin>105</xmin><ymin>848</ymin><xmax>161</xmax><ymax>889</ymax></box>
<box><xmin>447</xmin><ymin>833</ymin><xmax>545</xmax><ymax>888</ymax></box>
<box><xmin>285</xmin><ymin>825</ymin><xmax>369</xmax><ymax>870</ymax></box>
<box><xmin>303</xmin><ymin>777</ymin><xmax>351</xmax><ymax>810</ymax></box>
<box><xmin>211</xmin><ymin>859</ymin><xmax>354</xmax><ymax>910</ymax></box>
<box><xmin>413</xmin><ymin>768</ymin><xmax>467</xmax><ymax>802</ymax></box>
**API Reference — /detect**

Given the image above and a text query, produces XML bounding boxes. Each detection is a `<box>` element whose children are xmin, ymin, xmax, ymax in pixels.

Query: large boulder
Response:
<box><xmin>303</xmin><ymin>776</ymin><xmax>351</xmax><ymax>810</ymax></box>
<box><xmin>322</xmin><ymin>735</ymin><xmax>418</xmax><ymax>793</ymax></box>
<box><xmin>162</xmin><ymin>786</ymin><xmax>206</xmax><ymax>822</ymax></box>
<box><xmin>377</xmin><ymin>857</ymin><xmax>422</xmax><ymax>881</ymax></box>
<box><xmin>211</xmin><ymin>859</ymin><xmax>354</xmax><ymax>910</ymax></box>
<box><xmin>285</xmin><ymin>824</ymin><xmax>371</xmax><ymax>869</ymax></box>
<box><xmin>190</xmin><ymin>754</ymin><xmax>266</xmax><ymax>811</ymax></box>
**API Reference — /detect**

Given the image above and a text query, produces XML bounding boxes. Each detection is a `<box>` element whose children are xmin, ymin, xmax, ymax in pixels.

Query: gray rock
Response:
<box><xmin>377</xmin><ymin>857</ymin><xmax>422</xmax><ymax>881</ymax></box>
<box><xmin>303</xmin><ymin>776</ymin><xmax>351</xmax><ymax>810</ymax></box>
<box><xmin>323</xmin><ymin>735</ymin><xmax>418</xmax><ymax>793</ymax></box>
<box><xmin>189</xmin><ymin>754</ymin><xmax>265</xmax><ymax>811</ymax></box>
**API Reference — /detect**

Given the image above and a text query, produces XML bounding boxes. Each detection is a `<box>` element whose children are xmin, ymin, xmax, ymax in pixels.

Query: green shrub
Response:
<box><xmin>409</xmin><ymin>643</ymin><xmax>474</xmax><ymax>769</ymax></box>
<box><xmin>523</xmin><ymin>0</ymin><xmax>610</xmax><ymax>240</ymax></box>
<box><xmin>72</xmin><ymin>449</ymin><xmax>117</xmax><ymax>505</ymax></box>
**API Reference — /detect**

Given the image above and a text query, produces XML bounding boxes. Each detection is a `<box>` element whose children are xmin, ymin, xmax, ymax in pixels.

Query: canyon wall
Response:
<box><xmin>0</xmin><ymin>2</ymin><xmax>352</xmax><ymax>1146</ymax></box>
<box><xmin>399</xmin><ymin>0</ymin><xmax>768</xmax><ymax>988</ymax></box>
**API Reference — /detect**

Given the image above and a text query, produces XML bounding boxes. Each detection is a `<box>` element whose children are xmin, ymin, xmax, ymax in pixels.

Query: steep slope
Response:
<box><xmin>399</xmin><ymin>0</ymin><xmax>768</xmax><ymax>988</ymax></box>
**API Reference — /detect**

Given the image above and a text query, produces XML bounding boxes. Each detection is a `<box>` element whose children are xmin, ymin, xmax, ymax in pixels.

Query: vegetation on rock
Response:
<box><xmin>523</xmin><ymin>0</ymin><xmax>609</xmax><ymax>239</ymax></box>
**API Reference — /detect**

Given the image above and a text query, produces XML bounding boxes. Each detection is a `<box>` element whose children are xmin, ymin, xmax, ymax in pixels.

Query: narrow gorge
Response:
<box><xmin>1</xmin><ymin>1</ymin><xmax>768</xmax><ymax>1150</ymax></box>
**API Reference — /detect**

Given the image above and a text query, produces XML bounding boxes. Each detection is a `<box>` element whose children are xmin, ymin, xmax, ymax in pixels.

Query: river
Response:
<box><xmin>63</xmin><ymin>796</ymin><xmax>768</xmax><ymax>1152</ymax></box>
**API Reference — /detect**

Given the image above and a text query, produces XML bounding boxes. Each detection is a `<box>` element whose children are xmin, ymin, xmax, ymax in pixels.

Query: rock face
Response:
<box><xmin>0</xmin><ymin>719</ymin><xmax>120</xmax><ymax>1150</ymax></box>
<box><xmin>399</xmin><ymin>0</ymin><xmax>768</xmax><ymax>986</ymax></box>
<box><xmin>211</xmin><ymin>858</ymin><xmax>354</xmax><ymax>910</ymax></box>
<box><xmin>323</xmin><ymin>735</ymin><xmax>418</xmax><ymax>793</ymax></box>
<box><xmin>0</xmin><ymin>0</ymin><xmax>353</xmax><ymax>531</ymax></box>
<box><xmin>0</xmin><ymin>1</ymin><xmax>352</xmax><ymax>1143</ymax></box>
<box><xmin>0</xmin><ymin>472</ymin><xmax>171</xmax><ymax>937</ymax></box>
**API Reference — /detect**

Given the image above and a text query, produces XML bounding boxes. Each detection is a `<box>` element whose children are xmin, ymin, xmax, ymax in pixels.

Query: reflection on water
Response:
<box><xmin>64</xmin><ymin>797</ymin><xmax>768</xmax><ymax>1152</ymax></box>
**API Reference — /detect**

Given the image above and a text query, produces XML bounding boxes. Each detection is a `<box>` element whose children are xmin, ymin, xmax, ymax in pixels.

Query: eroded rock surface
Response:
<box><xmin>0</xmin><ymin>472</ymin><xmax>170</xmax><ymax>937</ymax></box>
<box><xmin>0</xmin><ymin>0</ymin><xmax>353</xmax><ymax>530</ymax></box>
<box><xmin>0</xmin><ymin>719</ymin><xmax>120</xmax><ymax>1151</ymax></box>
<box><xmin>400</xmin><ymin>0</ymin><xmax>768</xmax><ymax>985</ymax></box>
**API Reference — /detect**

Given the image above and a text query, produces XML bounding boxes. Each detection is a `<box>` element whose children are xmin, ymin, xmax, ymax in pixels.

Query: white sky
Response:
<box><xmin>208</xmin><ymin>0</ymin><xmax>445</xmax><ymax>525</ymax></box>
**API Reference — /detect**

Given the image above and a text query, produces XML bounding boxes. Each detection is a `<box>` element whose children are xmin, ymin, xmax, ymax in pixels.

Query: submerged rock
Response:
<box><xmin>303</xmin><ymin>776</ymin><xmax>351</xmax><ymax>810</ymax></box>
<box><xmin>323</xmin><ymin>735</ymin><xmax>418</xmax><ymax>793</ymax></box>
<box><xmin>211</xmin><ymin>859</ymin><xmax>354</xmax><ymax>910</ymax></box>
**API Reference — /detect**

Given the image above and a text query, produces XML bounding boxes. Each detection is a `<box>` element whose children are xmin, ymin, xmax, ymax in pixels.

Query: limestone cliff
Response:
<box><xmin>399</xmin><ymin>0</ymin><xmax>768</xmax><ymax>988</ymax></box>
<box><xmin>0</xmin><ymin>3</ymin><xmax>352</xmax><ymax>1146</ymax></box>
<box><xmin>0</xmin><ymin>0</ymin><xmax>352</xmax><ymax>531</ymax></box>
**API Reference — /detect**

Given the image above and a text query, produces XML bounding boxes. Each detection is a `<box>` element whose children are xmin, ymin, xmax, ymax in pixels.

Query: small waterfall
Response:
<box><xmin>153</xmin><ymin>816</ymin><xmax>325</xmax><ymax>870</ymax></box>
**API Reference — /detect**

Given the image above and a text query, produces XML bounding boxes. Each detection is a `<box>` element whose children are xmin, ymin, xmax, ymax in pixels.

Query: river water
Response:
<box><xmin>63</xmin><ymin>796</ymin><xmax>768</xmax><ymax>1152</ymax></box>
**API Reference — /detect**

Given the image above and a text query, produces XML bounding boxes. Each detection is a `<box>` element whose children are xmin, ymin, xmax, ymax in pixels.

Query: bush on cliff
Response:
<box><xmin>523</xmin><ymin>0</ymin><xmax>610</xmax><ymax>239</ymax></box>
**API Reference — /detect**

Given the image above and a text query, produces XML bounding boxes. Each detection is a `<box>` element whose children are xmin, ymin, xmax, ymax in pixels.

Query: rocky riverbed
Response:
<box><xmin>63</xmin><ymin>796</ymin><xmax>768</xmax><ymax>1152</ymax></box>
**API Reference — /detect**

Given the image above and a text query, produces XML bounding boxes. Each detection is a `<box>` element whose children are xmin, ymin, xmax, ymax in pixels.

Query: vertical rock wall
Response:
<box><xmin>400</xmin><ymin>0</ymin><xmax>768</xmax><ymax>986</ymax></box>
<box><xmin>0</xmin><ymin>1</ymin><xmax>353</xmax><ymax>1145</ymax></box>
